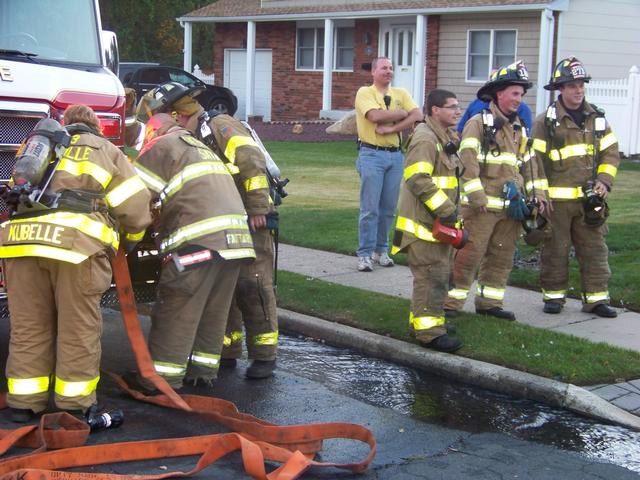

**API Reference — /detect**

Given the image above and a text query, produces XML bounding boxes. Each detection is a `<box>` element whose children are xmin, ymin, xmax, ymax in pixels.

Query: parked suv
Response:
<box><xmin>119</xmin><ymin>62</ymin><xmax>238</xmax><ymax>115</ymax></box>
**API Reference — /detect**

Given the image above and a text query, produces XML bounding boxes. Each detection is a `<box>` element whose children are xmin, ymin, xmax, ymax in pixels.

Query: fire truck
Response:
<box><xmin>0</xmin><ymin>0</ymin><xmax>145</xmax><ymax>313</ymax></box>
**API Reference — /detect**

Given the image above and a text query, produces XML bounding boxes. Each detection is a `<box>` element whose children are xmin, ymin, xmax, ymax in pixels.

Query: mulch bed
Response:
<box><xmin>251</xmin><ymin>120</ymin><xmax>356</xmax><ymax>143</ymax></box>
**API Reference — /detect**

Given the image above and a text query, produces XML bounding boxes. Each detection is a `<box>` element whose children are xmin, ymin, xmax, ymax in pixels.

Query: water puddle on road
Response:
<box><xmin>278</xmin><ymin>334</ymin><xmax>640</xmax><ymax>473</ymax></box>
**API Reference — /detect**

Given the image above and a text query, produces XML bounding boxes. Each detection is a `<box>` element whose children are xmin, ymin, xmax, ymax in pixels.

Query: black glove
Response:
<box><xmin>438</xmin><ymin>211</ymin><xmax>458</xmax><ymax>227</ymax></box>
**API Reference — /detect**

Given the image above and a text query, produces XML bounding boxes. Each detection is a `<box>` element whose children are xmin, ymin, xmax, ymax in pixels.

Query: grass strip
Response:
<box><xmin>277</xmin><ymin>270</ymin><xmax>640</xmax><ymax>386</ymax></box>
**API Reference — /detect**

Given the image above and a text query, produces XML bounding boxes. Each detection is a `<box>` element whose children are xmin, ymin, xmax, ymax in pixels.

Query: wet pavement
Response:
<box><xmin>0</xmin><ymin>309</ymin><xmax>638</xmax><ymax>478</ymax></box>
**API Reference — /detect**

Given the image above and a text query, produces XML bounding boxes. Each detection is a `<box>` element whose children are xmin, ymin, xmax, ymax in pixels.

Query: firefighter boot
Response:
<box><xmin>592</xmin><ymin>304</ymin><xmax>618</xmax><ymax>318</ymax></box>
<box><xmin>543</xmin><ymin>302</ymin><xmax>563</xmax><ymax>314</ymax></box>
<box><xmin>220</xmin><ymin>358</ymin><xmax>238</xmax><ymax>368</ymax></box>
<box><xmin>10</xmin><ymin>408</ymin><xmax>36</xmax><ymax>423</ymax></box>
<box><xmin>246</xmin><ymin>359</ymin><xmax>276</xmax><ymax>379</ymax></box>
<box><xmin>476</xmin><ymin>307</ymin><xmax>516</xmax><ymax>321</ymax></box>
<box><xmin>421</xmin><ymin>334</ymin><xmax>463</xmax><ymax>353</ymax></box>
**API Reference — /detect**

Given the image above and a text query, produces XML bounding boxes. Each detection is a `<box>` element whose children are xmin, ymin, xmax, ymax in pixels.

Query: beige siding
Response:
<box><xmin>436</xmin><ymin>12</ymin><xmax>540</xmax><ymax>115</ymax></box>
<box><xmin>558</xmin><ymin>0</ymin><xmax>640</xmax><ymax>79</ymax></box>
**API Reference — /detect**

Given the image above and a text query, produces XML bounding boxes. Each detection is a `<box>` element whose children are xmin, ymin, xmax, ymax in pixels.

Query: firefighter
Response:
<box><xmin>0</xmin><ymin>105</ymin><xmax>151</xmax><ymax>422</ymax></box>
<box><xmin>532</xmin><ymin>58</ymin><xmax>619</xmax><ymax>317</ymax></box>
<box><xmin>137</xmin><ymin>82</ymin><xmax>279</xmax><ymax>379</ymax></box>
<box><xmin>127</xmin><ymin>113</ymin><xmax>255</xmax><ymax>392</ymax></box>
<box><xmin>391</xmin><ymin>89</ymin><xmax>464</xmax><ymax>352</ymax></box>
<box><xmin>443</xmin><ymin>61</ymin><xmax>548</xmax><ymax>321</ymax></box>
<box><xmin>123</xmin><ymin>87</ymin><xmax>144</xmax><ymax>160</ymax></box>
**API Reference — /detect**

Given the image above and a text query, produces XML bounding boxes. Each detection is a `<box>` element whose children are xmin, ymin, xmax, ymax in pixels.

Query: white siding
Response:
<box><xmin>436</xmin><ymin>12</ymin><xmax>540</xmax><ymax>114</ymax></box>
<box><xmin>557</xmin><ymin>0</ymin><xmax>640</xmax><ymax>79</ymax></box>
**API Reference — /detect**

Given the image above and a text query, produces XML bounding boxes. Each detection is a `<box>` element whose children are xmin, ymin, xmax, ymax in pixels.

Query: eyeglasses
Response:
<box><xmin>440</xmin><ymin>104</ymin><xmax>462</xmax><ymax>111</ymax></box>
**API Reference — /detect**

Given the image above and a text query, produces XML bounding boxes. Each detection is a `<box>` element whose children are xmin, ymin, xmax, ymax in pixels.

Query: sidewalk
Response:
<box><xmin>278</xmin><ymin>243</ymin><xmax>640</xmax><ymax>417</ymax></box>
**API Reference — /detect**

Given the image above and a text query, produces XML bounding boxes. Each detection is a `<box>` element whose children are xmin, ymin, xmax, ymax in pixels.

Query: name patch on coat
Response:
<box><xmin>5</xmin><ymin>223</ymin><xmax>72</xmax><ymax>248</ymax></box>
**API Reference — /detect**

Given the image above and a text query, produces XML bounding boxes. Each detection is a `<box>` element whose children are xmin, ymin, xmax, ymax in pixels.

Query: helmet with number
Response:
<box><xmin>477</xmin><ymin>60</ymin><xmax>533</xmax><ymax>101</ymax></box>
<box><xmin>544</xmin><ymin>57</ymin><xmax>591</xmax><ymax>91</ymax></box>
<box><xmin>135</xmin><ymin>81</ymin><xmax>204</xmax><ymax>123</ymax></box>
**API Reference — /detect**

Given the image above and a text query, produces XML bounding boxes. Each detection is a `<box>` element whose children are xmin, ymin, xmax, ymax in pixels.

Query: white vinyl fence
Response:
<box><xmin>192</xmin><ymin>64</ymin><xmax>215</xmax><ymax>85</ymax></box>
<box><xmin>585</xmin><ymin>66</ymin><xmax>640</xmax><ymax>156</ymax></box>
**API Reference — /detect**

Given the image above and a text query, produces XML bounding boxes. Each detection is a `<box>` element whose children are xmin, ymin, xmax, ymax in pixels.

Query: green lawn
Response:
<box><xmin>269</xmin><ymin>141</ymin><xmax>640</xmax><ymax>310</ymax></box>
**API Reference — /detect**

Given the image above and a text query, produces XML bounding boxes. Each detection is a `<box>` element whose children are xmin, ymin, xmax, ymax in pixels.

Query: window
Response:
<box><xmin>467</xmin><ymin>30</ymin><xmax>517</xmax><ymax>81</ymax></box>
<box><xmin>296</xmin><ymin>26</ymin><xmax>354</xmax><ymax>71</ymax></box>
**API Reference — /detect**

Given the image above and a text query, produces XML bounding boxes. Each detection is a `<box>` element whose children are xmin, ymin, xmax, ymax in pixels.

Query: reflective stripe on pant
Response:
<box><xmin>540</xmin><ymin>201</ymin><xmax>611</xmax><ymax>311</ymax></box>
<box><xmin>148</xmin><ymin>255</ymin><xmax>241</xmax><ymax>388</ymax></box>
<box><xmin>407</xmin><ymin>240</ymin><xmax>451</xmax><ymax>342</ymax></box>
<box><xmin>444</xmin><ymin>207</ymin><xmax>520</xmax><ymax>311</ymax></box>
<box><xmin>222</xmin><ymin>228</ymin><xmax>278</xmax><ymax>361</ymax></box>
<box><xmin>5</xmin><ymin>254</ymin><xmax>111</xmax><ymax>412</ymax></box>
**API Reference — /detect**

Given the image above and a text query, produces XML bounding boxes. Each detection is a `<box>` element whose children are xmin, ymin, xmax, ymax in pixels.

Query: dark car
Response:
<box><xmin>119</xmin><ymin>62</ymin><xmax>238</xmax><ymax>115</ymax></box>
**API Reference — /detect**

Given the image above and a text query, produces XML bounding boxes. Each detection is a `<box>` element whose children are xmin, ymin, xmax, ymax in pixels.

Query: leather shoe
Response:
<box><xmin>444</xmin><ymin>309</ymin><xmax>458</xmax><ymax>319</ymax></box>
<box><xmin>246</xmin><ymin>360</ymin><xmax>276</xmax><ymax>379</ymax></box>
<box><xmin>543</xmin><ymin>302</ymin><xmax>563</xmax><ymax>314</ymax></box>
<box><xmin>592</xmin><ymin>304</ymin><xmax>618</xmax><ymax>318</ymax></box>
<box><xmin>476</xmin><ymin>307</ymin><xmax>516</xmax><ymax>321</ymax></box>
<box><xmin>220</xmin><ymin>358</ymin><xmax>238</xmax><ymax>368</ymax></box>
<box><xmin>10</xmin><ymin>408</ymin><xmax>36</xmax><ymax>423</ymax></box>
<box><xmin>421</xmin><ymin>334</ymin><xmax>463</xmax><ymax>353</ymax></box>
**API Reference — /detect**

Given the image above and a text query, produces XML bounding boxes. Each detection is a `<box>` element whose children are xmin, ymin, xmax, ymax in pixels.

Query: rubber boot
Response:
<box><xmin>246</xmin><ymin>359</ymin><xmax>276</xmax><ymax>379</ymax></box>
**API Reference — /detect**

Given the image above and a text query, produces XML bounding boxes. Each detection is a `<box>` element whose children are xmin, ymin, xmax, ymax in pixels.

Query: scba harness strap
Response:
<box><xmin>0</xmin><ymin>249</ymin><xmax>376</xmax><ymax>479</ymax></box>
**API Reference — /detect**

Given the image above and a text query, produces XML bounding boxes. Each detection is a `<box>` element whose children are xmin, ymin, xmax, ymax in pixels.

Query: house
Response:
<box><xmin>177</xmin><ymin>0</ymin><xmax>640</xmax><ymax>123</ymax></box>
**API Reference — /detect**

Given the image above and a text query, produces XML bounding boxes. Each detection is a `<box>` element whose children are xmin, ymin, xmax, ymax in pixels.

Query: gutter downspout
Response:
<box><xmin>245</xmin><ymin>21</ymin><xmax>256</xmax><ymax>121</ymax></box>
<box><xmin>536</xmin><ymin>8</ymin><xmax>554</xmax><ymax>116</ymax></box>
<box><xmin>322</xmin><ymin>18</ymin><xmax>335</xmax><ymax>114</ymax></box>
<box><xmin>413</xmin><ymin>14</ymin><xmax>427</xmax><ymax>108</ymax></box>
<box><xmin>181</xmin><ymin>21</ymin><xmax>193</xmax><ymax>73</ymax></box>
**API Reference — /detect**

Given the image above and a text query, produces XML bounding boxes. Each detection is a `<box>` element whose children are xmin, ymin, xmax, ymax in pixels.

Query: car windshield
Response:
<box><xmin>169</xmin><ymin>69</ymin><xmax>204</xmax><ymax>89</ymax></box>
<box><xmin>0</xmin><ymin>0</ymin><xmax>101</xmax><ymax>65</ymax></box>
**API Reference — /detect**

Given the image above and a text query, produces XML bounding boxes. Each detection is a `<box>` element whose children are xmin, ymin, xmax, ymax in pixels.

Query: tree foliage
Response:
<box><xmin>100</xmin><ymin>0</ymin><xmax>217</xmax><ymax>69</ymax></box>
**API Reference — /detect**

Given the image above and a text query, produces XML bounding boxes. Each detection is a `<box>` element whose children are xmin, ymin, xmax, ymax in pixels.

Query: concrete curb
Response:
<box><xmin>279</xmin><ymin>308</ymin><xmax>640</xmax><ymax>431</ymax></box>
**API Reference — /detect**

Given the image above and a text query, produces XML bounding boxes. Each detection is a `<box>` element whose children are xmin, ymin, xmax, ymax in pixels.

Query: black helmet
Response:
<box><xmin>544</xmin><ymin>57</ymin><xmax>591</xmax><ymax>91</ymax></box>
<box><xmin>135</xmin><ymin>81</ymin><xmax>204</xmax><ymax>123</ymax></box>
<box><xmin>477</xmin><ymin>60</ymin><xmax>533</xmax><ymax>101</ymax></box>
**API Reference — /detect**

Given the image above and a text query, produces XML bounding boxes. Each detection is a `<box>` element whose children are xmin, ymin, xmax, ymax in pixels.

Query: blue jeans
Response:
<box><xmin>356</xmin><ymin>146</ymin><xmax>404</xmax><ymax>257</ymax></box>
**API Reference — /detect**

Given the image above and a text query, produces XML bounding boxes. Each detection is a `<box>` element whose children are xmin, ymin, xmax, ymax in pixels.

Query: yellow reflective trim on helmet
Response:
<box><xmin>432</xmin><ymin>176</ymin><xmax>458</xmax><ymax>189</ymax></box>
<box><xmin>448</xmin><ymin>288</ymin><xmax>469</xmax><ymax>300</ymax></box>
<box><xmin>462</xmin><ymin>178</ymin><xmax>483</xmax><ymax>194</ymax></box>
<box><xmin>134</xmin><ymin>164</ymin><xmax>166</xmax><ymax>193</ymax></box>
<box><xmin>548</xmin><ymin>186</ymin><xmax>583</xmax><ymax>199</ymax></box>
<box><xmin>425</xmin><ymin>189</ymin><xmax>448</xmax><ymax>211</ymax></box>
<box><xmin>0</xmin><ymin>244</ymin><xmax>88</xmax><ymax>264</ymax></box>
<box><xmin>224</xmin><ymin>135</ymin><xmax>259</xmax><ymax>164</ymax></box>
<box><xmin>597</xmin><ymin>163</ymin><xmax>617</xmax><ymax>177</ymax></box>
<box><xmin>54</xmin><ymin>375</ymin><xmax>99</xmax><ymax>397</ymax></box>
<box><xmin>403</xmin><ymin>161</ymin><xmax>434</xmax><ymax>180</ymax></box>
<box><xmin>253</xmin><ymin>331</ymin><xmax>278</xmax><ymax>346</ymax></box>
<box><xmin>395</xmin><ymin>216</ymin><xmax>437</xmax><ymax>242</ymax></box>
<box><xmin>409</xmin><ymin>312</ymin><xmax>445</xmax><ymax>331</ymax></box>
<box><xmin>244</xmin><ymin>175</ymin><xmax>269</xmax><ymax>192</ymax></box>
<box><xmin>56</xmin><ymin>158</ymin><xmax>112</xmax><ymax>188</ymax></box>
<box><xmin>476</xmin><ymin>284</ymin><xmax>505</xmax><ymax>300</ymax></box>
<box><xmin>460</xmin><ymin>137</ymin><xmax>481</xmax><ymax>153</ymax></box>
<box><xmin>8</xmin><ymin>376</ymin><xmax>50</xmax><ymax>395</ymax></box>
<box><xmin>106</xmin><ymin>175</ymin><xmax>148</xmax><ymax>208</ymax></box>
<box><xmin>599</xmin><ymin>132</ymin><xmax>617</xmax><ymax>151</ymax></box>
<box><xmin>532</xmin><ymin>138</ymin><xmax>547</xmax><ymax>153</ymax></box>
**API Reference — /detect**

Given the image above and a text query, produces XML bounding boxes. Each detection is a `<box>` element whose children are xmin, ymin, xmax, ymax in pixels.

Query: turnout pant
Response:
<box><xmin>540</xmin><ymin>200</ymin><xmax>611</xmax><ymax>310</ymax></box>
<box><xmin>444</xmin><ymin>207</ymin><xmax>520</xmax><ymax>311</ymax></box>
<box><xmin>407</xmin><ymin>240</ymin><xmax>451</xmax><ymax>342</ymax></box>
<box><xmin>223</xmin><ymin>228</ymin><xmax>278</xmax><ymax>361</ymax></box>
<box><xmin>148</xmin><ymin>254</ymin><xmax>241</xmax><ymax>388</ymax></box>
<box><xmin>5</xmin><ymin>254</ymin><xmax>112</xmax><ymax>412</ymax></box>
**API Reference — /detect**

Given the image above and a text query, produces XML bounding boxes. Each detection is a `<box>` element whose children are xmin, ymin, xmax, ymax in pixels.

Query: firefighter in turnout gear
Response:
<box><xmin>391</xmin><ymin>89</ymin><xmax>464</xmax><ymax>352</ymax></box>
<box><xmin>0</xmin><ymin>106</ymin><xmax>152</xmax><ymax>422</ymax></box>
<box><xmin>444</xmin><ymin>61</ymin><xmax>548</xmax><ymax>321</ymax></box>
<box><xmin>138</xmin><ymin>82</ymin><xmax>279</xmax><ymax>379</ymax></box>
<box><xmin>532</xmin><ymin>57</ymin><xmax>619</xmax><ymax>317</ymax></box>
<box><xmin>129</xmin><ymin>113</ymin><xmax>255</xmax><ymax>391</ymax></box>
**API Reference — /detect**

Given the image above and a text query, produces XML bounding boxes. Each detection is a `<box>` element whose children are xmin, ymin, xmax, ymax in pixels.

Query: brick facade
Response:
<box><xmin>213</xmin><ymin>18</ymin><xmax>439</xmax><ymax>121</ymax></box>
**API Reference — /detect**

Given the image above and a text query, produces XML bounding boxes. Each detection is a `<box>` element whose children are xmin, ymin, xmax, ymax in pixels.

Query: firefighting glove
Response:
<box><xmin>503</xmin><ymin>181</ymin><xmax>530</xmax><ymax>221</ymax></box>
<box><xmin>438</xmin><ymin>210</ymin><xmax>458</xmax><ymax>227</ymax></box>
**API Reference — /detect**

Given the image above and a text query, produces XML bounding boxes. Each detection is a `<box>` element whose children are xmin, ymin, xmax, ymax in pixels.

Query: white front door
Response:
<box><xmin>391</xmin><ymin>26</ymin><xmax>414</xmax><ymax>93</ymax></box>
<box><xmin>224</xmin><ymin>49</ymin><xmax>272</xmax><ymax>121</ymax></box>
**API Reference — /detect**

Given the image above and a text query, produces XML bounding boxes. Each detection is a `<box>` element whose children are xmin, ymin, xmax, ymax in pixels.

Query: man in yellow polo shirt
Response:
<box><xmin>354</xmin><ymin>57</ymin><xmax>422</xmax><ymax>272</ymax></box>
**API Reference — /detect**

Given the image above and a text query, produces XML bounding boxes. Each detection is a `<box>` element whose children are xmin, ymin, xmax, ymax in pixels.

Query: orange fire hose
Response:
<box><xmin>0</xmin><ymin>249</ymin><xmax>376</xmax><ymax>478</ymax></box>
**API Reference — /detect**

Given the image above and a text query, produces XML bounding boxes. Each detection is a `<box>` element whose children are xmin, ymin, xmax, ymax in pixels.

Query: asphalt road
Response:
<box><xmin>0</xmin><ymin>309</ymin><xmax>636</xmax><ymax>479</ymax></box>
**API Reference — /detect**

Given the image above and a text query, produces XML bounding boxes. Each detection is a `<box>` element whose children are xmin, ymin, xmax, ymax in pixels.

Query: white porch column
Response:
<box><xmin>536</xmin><ymin>9</ymin><xmax>554</xmax><ymax>116</ymax></box>
<box><xmin>182</xmin><ymin>21</ymin><xmax>193</xmax><ymax>73</ymax></box>
<box><xmin>245</xmin><ymin>21</ymin><xmax>257</xmax><ymax>121</ymax></box>
<box><xmin>413</xmin><ymin>15</ymin><xmax>427</xmax><ymax>108</ymax></box>
<box><xmin>322</xmin><ymin>18</ymin><xmax>335</xmax><ymax>113</ymax></box>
